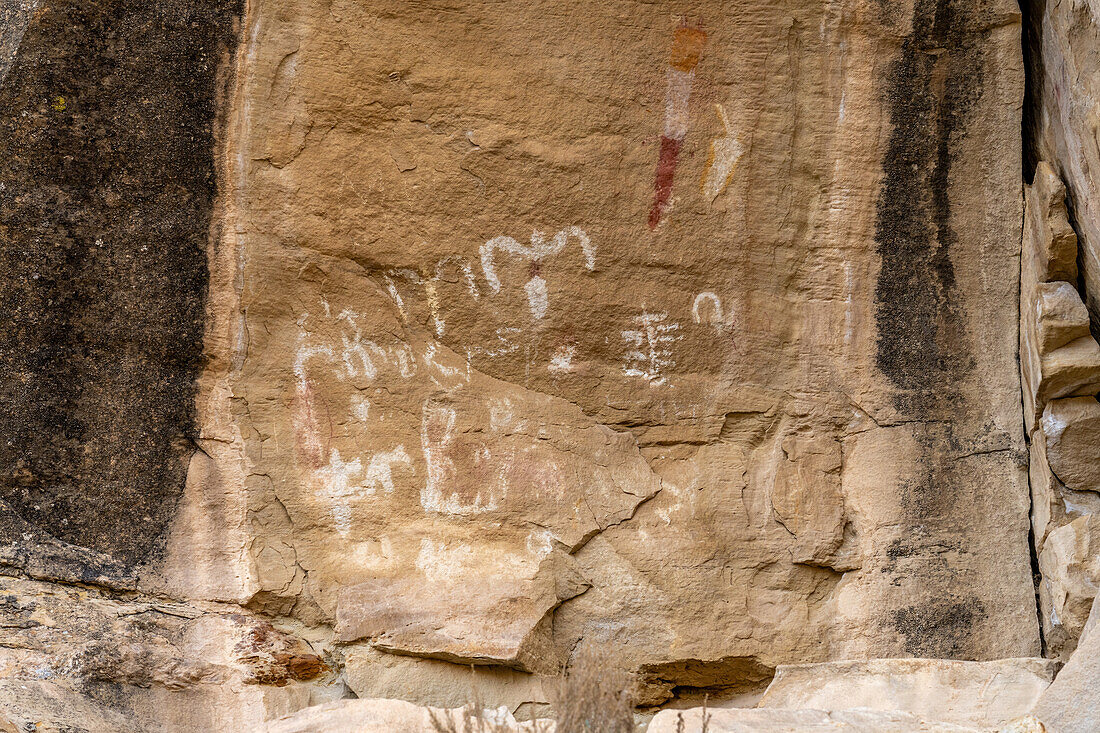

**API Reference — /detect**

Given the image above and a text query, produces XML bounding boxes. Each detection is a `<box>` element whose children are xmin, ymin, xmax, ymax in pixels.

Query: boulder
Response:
<box><xmin>1024</xmin><ymin>163</ymin><xmax>1080</xmax><ymax>286</ymax></box>
<box><xmin>1042</xmin><ymin>398</ymin><xmax>1100</xmax><ymax>493</ymax></box>
<box><xmin>1030</xmin><ymin>598</ymin><xmax>1100</xmax><ymax>733</ymax></box>
<box><xmin>755</xmin><ymin>658</ymin><xmax>1056</xmax><ymax>729</ymax></box>
<box><xmin>647</xmin><ymin>707</ymin><xmax>980</xmax><ymax>733</ymax></box>
<box><xmin>1038</xmin><ymin>516</ymin><xmax>1100</xmax><ymax>658</ymax></box>
<box><xmin>1032</xmin><ymin>341</ymin><xmax>1100</xmax><ymax>421</ymax></box>
<box><xmin>1035</xmin><ymin>283</ymin><xmax>1093</xmax><ymax>354</ymax></box>
<box><xmin>264</xmin><ymin>698</ymin><xmax>553</xmax><ymax>733</ymax></box>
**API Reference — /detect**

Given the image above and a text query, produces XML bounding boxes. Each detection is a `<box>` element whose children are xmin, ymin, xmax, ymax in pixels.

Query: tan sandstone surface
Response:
<box><xmin>755</xmin><ymin>658</ymin><xmax>1057</xmax><ymax>729</ymax></box>
<box><xmin>159</xmin><ymin>0</ymin><xmax>1038</xmax><ymax>714</ymax></box>
<box><xmin>15</xmin><ymin>0</ymin><xmax>1100</xmax><ymax>729</ymax></box>
<box><xmin>1019</xmin><ymin>2</ymin><xmax>1100</xmax><ymax>723</ymax></box>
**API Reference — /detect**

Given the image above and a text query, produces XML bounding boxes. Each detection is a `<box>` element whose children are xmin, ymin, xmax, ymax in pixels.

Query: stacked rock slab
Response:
<box><xmin>1020</xmin><ymin>162</ymin><xmax>1100</xmax><ymax>659</ymax></box>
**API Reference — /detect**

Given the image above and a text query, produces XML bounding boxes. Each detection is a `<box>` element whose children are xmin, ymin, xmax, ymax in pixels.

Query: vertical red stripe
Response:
<box><xmin>649</xmin><ymin>135</ymin><xmax>682</xmax><ymax>229</ymax></box>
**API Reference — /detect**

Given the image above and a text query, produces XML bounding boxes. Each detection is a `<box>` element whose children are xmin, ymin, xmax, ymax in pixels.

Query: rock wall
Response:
<box><xmin>191</xmin><ymin>0</ymin><xmax>1036</xmax><ymax>701</ymax></box>
<box><xmin>1025</xmin><ymin>0</ymin><xmax>1100</xmax><ymax>335</ymax></box>
<box><xmin>14</xmin><ymin>0</ymin><xmax>1100</xmax><ymax>730</ymax></box>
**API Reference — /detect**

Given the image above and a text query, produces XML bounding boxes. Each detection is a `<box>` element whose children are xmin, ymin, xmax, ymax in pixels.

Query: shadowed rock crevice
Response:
<box><xmin>1020</xmin><ymin>0</ymin><xmax>1045</xmax><ymax>184</ymax></box>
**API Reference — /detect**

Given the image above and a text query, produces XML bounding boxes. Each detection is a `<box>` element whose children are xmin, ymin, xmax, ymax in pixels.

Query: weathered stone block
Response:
<box><xmin>1039</xmin><ymin>515</ymin><xmax>1100</xmax><ymax>658</ymax></box>
<box><xmin>1035</xmin><ymin>282</ymin><xmax>1092</xmax><ymax>353</ymax></box>
<box><xmin>1042</xmin><ymin>397</ymin><xmax>1100</xmax><ymax>493</ymax></box>
<box><xmin>756</xmin><ymin>658</ymin><xmax>1056</xmax><ymax>730</ymax></box>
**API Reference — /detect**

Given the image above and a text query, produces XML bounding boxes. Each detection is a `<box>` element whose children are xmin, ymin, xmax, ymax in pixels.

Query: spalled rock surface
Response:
<box><xmin>264</xmin><ymin>698</ymin><xmax>552</xmax><ymax>733</ymax></box>
<box><xmin>755</xmin><ymin>658</ymin><xmax>1056</xmax><ymax>729</ymax></box>
<box><xmin>647</xmin><ymin>707</ymin><xmax>981</xmax><ymax>733</ymax></box>
<box><xmin>1039</xmin><ymin>515</ymin><xmax>1100</xmax><ymax>659</ymax></box>
<box><xmin>1031</xmin><ymin>598</ymin><xmax>1100</xmax><ymax>733</ymax></box>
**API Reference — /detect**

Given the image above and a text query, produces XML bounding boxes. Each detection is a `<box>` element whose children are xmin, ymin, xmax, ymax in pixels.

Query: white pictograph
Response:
<box><xmin>621</xmin><ymin>311</ymin><xmax>680</xmax><ymax>386</ymax></box>
<box><xmin>315</xmin><ymin>446</ymin><xmax>413</xmax><ymax>536</ymax></box>
<box><xmin>480</xmin><ymin>227</ymin><xmax>594</xmax><ymax>319</ymax></box>
<box><xmin>420</xmin><ymin>398</ymin><xmax>499</xmax><ymax>515</ymax></box>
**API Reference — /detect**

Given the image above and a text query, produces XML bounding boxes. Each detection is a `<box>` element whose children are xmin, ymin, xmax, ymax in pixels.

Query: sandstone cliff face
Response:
<box><xmin>167</xmin><ymin>0</ymin><xmax>1039</xmax><ymax>707</ymax></box>
<box><xmin>8</xmin><ymin>0</ymin><xmax>1100</xmax><ymax>730</ymax></box>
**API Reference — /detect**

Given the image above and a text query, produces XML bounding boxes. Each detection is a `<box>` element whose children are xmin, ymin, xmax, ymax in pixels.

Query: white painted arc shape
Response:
<box><xmin>480</xmin><ymin>226</ymin><xmax>594</xmax><ymax>294</ymax></box>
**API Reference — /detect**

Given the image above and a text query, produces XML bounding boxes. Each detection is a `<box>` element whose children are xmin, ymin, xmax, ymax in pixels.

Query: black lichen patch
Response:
<box><xmin>897</xmin><ymin>421</ymin><xmax>971</xmax><ymax>519</ymax></box>
<box><xmin>891</xmin><ymin>600</ymin><xmax>988</xmax><ymax>659</ymax></box>
<box><xmin>0</xmin><ymin>0</ymin><xmax>241</xmax><ymax>564</ymax></box>
<box><xmin>874</xmin><ymin>0</ymin><xmax>984</xmax><ymax>418</ymax></box>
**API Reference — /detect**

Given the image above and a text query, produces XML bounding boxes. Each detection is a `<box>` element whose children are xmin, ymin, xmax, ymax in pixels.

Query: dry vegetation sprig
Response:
<box><xmin>674</xmin><ymin>695</ymin><xmax>711</xmax><ymax>733</ymax></box>
<box><xmin>429</xmin><ymin>702</ymin><xmax>550</xmax><ymax>733</ymax></box>
<box><xmin>548</xmin><ymin>644</ymin><xmax>636</xmax><ymax>733</ymax></box>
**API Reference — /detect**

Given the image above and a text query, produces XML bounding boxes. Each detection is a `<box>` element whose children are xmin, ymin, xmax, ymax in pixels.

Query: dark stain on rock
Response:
<box><xmin>874</xmin><ymin>0</ymin><xmax>983</xmax><ymax>418</ymax></box>
<box><xmin>891</xmin><ymin>600</ymin><xmax>988</xmax><ymax>658</ymax></box>
<box><xmin>873</xmin><ymin>2</ymin><xmax>1012</xmax><ymax>659</ymax></box>
<box><xmin>898</xmin><ymin>422</ymin><xmax>970</xmax><ymax>519</ymax></box>
<box><xmin>0</xmin><ymin>0</ymin><xmax>242</xmax><ymax>564</ymax></box>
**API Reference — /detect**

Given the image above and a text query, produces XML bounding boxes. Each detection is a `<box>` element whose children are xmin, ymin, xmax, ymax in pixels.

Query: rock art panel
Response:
<box><xmin>197</xmin><ymin>0</ymin><xmax>1037</xmax><ymax>704</ymax></box>
<box><xmin>0</xmin><ymin>0</ymin><xmax>1043</xmax><ymax>725</ymax></box>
